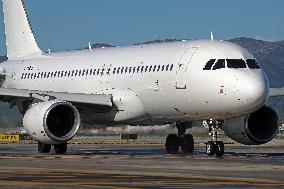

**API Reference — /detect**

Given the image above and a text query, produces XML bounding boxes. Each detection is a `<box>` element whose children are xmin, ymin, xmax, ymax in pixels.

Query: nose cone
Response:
<box><xmin>239</xmin><ymin>70</ymin><xmax>269</xmax><ymax>112</ymax></box>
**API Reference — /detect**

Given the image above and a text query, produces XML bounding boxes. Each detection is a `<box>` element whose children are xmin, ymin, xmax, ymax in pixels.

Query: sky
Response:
<box><xmin>0</xmin><ymin>0</ymin><xmax>284</xmax><ymax>55</ymax></box>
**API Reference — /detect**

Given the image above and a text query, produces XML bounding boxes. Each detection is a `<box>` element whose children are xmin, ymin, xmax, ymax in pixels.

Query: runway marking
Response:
<box><xmin>0</xmin><ymin>170</ymin><xmax>284</xmax><ymax>188</ymax></box>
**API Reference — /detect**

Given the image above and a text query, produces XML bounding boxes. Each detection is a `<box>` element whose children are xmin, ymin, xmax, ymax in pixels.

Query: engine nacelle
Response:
<box><xmin>23</xmin><ymin>100</ymin><xmax>81</xmax><ymax>144</ymax></box>
<box><xmin>221</xmin><ymin>106</ymin><xmax>279</xmax><ymax>145</ymax></box>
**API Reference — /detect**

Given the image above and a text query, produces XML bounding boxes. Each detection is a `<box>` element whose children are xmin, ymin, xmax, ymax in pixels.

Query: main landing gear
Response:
<box><xmin>38</xmin><ymin>142</ymin><xmax>68</xmax><ymax>154</ymax></box>
<box><xmin>205</xmin><ymin>120</ymin><xmax>225</xmax><ymax>157</ymax></box>
<box><xmin>165</xmin><ymin>122</ymin><xmax>194</xmax><ymax>154</ymax></box>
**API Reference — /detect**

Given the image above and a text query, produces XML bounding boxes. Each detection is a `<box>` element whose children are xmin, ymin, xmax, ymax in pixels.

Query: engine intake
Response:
<box><xmin>24</xmin><ymin>100</ymin><xmax>81</xmax><ymax>144</ymax></box>
<box><xmin>221</xmin><ymin>106</ymin><xmax>279</xmax><ymax>145</ymax></box>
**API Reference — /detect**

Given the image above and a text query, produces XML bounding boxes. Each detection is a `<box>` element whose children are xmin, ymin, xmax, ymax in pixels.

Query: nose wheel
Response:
<box><xmin>165</xmin><ymin>122</ymin><xmax>194</xmax><ymax>154</ymax></box>
<box><xmin>206</xmin><ymin>141</ymin><xmax>224</xmax><ymax>156</ymax></box>
<box><xmin>205</xmin><ymin>120</ymin><xmax>225</xmax><ymax>157</ymax></box>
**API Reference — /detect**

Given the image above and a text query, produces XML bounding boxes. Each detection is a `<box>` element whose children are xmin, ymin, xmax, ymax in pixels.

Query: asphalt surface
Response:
<box><xmin>0</xmin><ymin>140</ymin><xmax>284</xmax><ymax>188</ymax></box>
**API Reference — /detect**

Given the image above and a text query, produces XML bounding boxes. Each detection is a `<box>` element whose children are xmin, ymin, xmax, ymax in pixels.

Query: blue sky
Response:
<box><xmin>0</xmin><ymin>0</ymin><xmax>284</xmax><ymax>55</ymax></box>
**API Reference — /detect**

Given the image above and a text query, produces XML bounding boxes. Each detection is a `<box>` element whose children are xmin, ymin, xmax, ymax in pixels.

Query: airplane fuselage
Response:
<box><xmin>0</xmin><ymin>40</ymin><xmax>269</xmax><ymax>125</ymax></box>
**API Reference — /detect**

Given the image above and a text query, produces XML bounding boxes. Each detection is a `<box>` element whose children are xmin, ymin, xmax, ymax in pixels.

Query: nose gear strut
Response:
<box><xmin>205</xmin><ymin>120</ymin><xmax>225</xmax><ymax>157</ymax></box>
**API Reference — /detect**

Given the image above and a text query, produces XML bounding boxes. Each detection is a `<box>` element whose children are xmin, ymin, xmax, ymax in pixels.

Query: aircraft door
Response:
<box><xmin>175</xmin><ymin>46</ymin><xmax>199</xmax><ymax>89</ymax></box>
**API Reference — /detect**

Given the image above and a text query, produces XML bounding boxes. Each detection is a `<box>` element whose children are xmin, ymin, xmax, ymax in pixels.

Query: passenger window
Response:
<box><xmin>227</xmin><ymin>59</ymin><xmax>247</xmax><ymax>69</ymax></box>
<box><xmin>101</xmin><ymin>68</ymin><xmax>105</xmax><ymax>75</ymax></box>
<box><xmin>113</xmin><ymin>68</ymin><xmax>116</xmax><ymax>74</ymax></box>
<box><xmin>203</xmin><ymin>59</ymin><xmax>216</xmax><ymax>70</ymax></box>
<box><xmin>137</xmin><ymin>66</ymin><xmax>140</xmax><ymax>73</ymax></box>
<box><xmin>212</xmin><ymin>59</ymin><xmax>225</xmax><ymax>70</ymax></box>
<box><xmin>141</xmin><ymin>66</ymin><xmax>144</xmax><ymax>73</ymax></box>
<box><xmin>149</xmin><ymin>66</ymin><xmax>152</xmax><ymax>72</ymax></box>
<box><xmin>157</xmin><ymin>65</ymin><xmax>160</xmax><ymax>72</ymax></box>
<box><xmin>106</xmin><ymin>68</ymin><xmax>110</xmax><ymax>75</ymax></box>
<box><xmin>246</xmin><ymin>59</ymin><xmax>260</xmax><ymax>69</ymax></box>
<box><xmin>97</xmin><ymin>69</ymin><xmax>100</xmax><ymax>75</ymax></box>
<box><xmin>82</xmin><ymin>70</ymin><xmax>86</xmax><ymax>76</ymax></box>
<box><xmin>161</xmin><ymin>65</ymin><xmax>165</xmax><ymax>71</ymax></box>
<box><xmin>145</xmin><ymin>66</ymin><xmax>148</xmax><ymax>72</ymax></box>
<box><xmin>117</xmin><ymin>68</ymin><xmax>120</xmax><ymax>74</ymax></box>
<box><xmin>153</xmin><ymin>65</ymin><xmax>156</xmax><ymax>72</ymax></box>
<box><xmin>121</xmin><ymin>67</ymin><xmax>124</xmax><ymax>74</ymax></box>
<box><xmin>133</xmin><ymin>67</ymin><xmax>136</xmax><ymax>73</ymax></box>
<box><xmin>125</xmin><ymin>67</ymin><xmax>128</xmax><ymax>73</ymax></box>
<box><xmin>93</xmin><ymin>69</ymin><xmax>96</xmax><ymax>75</ymax></box>
<box><xmin>129</xmin><ymin>67</ymin><xmax>132</xmax><ymax>73</ymax></box>
<box><xmin>166</xmin><ymin>65</ymin><xmax>169</xmax><ymax>71</ymax></box>
<box><xmin>170</xmin><ymin>64</ymin><xmax>174</xmax><ymax>71</ymax></box>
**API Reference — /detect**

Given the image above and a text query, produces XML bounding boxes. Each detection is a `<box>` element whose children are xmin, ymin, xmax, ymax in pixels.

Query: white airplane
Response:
<box><xmin>1</xmin><ymin>0</ymin><xmax>283</xmax><ymax>156</ymax></box>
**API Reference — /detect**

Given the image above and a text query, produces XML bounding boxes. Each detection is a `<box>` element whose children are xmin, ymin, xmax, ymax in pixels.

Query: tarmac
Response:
<box><xmin>0</xmin><ymin>139</ymin><xmax>284</xmax><ymax>188</ymax></box>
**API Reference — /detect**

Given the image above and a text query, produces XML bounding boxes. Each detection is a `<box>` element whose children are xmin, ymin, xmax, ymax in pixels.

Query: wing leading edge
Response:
<box><xmin>0</xmin><ymin>87</ymin><xmax>113</xmax><ymax>113</ymax></box>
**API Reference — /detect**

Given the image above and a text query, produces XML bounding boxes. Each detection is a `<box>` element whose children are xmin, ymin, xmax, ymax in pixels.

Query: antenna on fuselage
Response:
<box><xmin>88</xmin><ymin>42</ymin><xmax>92</xmax><ymax>51</ymax></box>
<box><xmin>210</xmin><ymin>31</ymin><xmax>214</xmax><ymax>42</ymax></box>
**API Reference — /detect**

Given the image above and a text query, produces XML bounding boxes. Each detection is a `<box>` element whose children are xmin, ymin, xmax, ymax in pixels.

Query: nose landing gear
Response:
<box><xmin>205</xmin><ymin>120</ymin><xmax>225</xmax><ymax>157</ymax></box>
<box><xmin>165</xmin><ymin>122</ymin><xmax>194</xmax><ymax>154</ymax></box>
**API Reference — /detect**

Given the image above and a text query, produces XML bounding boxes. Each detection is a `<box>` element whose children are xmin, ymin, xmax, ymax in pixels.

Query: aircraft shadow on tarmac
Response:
<box><xmin>68</xmin><ymin>148</ymin><xmax>167</xmax><ymax>156</ymax></box>
<box><xmin>65</xmin><ymin>148</ymin><xmax>284</xmax><ymax>159</ymax></box>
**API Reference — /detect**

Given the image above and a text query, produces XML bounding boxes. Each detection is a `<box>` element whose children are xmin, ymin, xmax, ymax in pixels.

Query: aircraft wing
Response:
<box><xmin>0</xmin><ymin>87</ymin><xmax>113</xmax><ymax>113</ymax></box>
<box><xmin>269</xmin><ymin>88</ymin><xmax>284</xmax><ymax>97</ymax></box>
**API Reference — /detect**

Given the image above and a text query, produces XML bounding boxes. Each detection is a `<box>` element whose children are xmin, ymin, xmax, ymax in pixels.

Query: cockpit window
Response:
<box><xmin>203</xmin><ymin>59</ymin><xmax>216</xmax><ymax>70</ymax></box>
<box><xmin>212</xmin><ymin>59</ymin><xmax>225</xmax><ymax>70</ymax></box>
<box><xmin>227</xmin><ymin>59</ymin><xmax>247</xmax><ymax>69</ymax></box>
<box><xmin>246</xmin><ymin>59</ymin><xmax>260</xmax><ymax>69</ymax></box>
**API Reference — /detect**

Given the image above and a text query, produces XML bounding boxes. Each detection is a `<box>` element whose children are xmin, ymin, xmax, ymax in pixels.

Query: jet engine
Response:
<box><xmin>23</xmin><ymin>100</ymin><xmax>81</xmax><ymax>144</ymax></box>
<box><xmin>221</xmin><ymin>106</ymin><xmax>279</xmax><ymax>145</ymax></box>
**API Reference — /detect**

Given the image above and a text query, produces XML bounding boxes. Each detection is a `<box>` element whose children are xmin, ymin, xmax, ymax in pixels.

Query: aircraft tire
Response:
<box><xmin>165</xmin><ymin>134</ymin><xmax>179</xmax><ymax>154</ymax></box>
<box><xmin>38</xmin><ymin>142</ymin><xmax>51</xmax><ymax>153</ymax></box>
<box><xmin>181</xmin><ymin>134</ymin><xmax>194</xmax><ymax>154</ymax></box>
<box><xmin>215</xmin><ymin>141</ymin><xmax>224</xmax><ymax>157</ymax></box>
<box><xmin>54</xmin><ymin>142</ymin><xmax>68</xmax><ymax>154</ymax></box>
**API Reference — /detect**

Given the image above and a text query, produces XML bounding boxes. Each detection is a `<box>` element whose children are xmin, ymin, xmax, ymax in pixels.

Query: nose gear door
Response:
<box><xmin>175</xmin><ymin>46</ymin><xmax>199</xmax><ymax>89</ymax></box>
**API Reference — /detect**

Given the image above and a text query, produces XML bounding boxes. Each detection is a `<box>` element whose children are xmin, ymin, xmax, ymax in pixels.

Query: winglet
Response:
<box><xmin>2</xmin><ymin>0</ymin><xmax>42</xmax><ymax>60</ymax></box>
